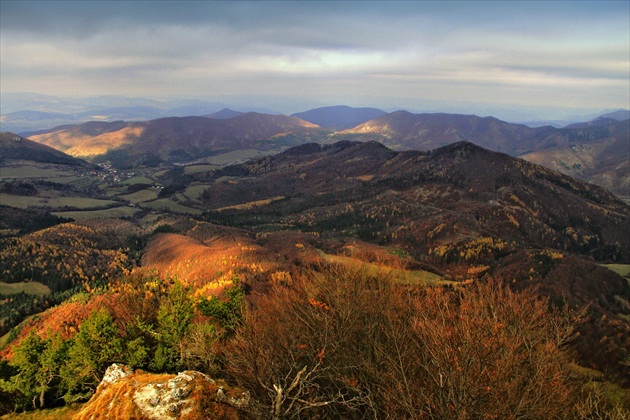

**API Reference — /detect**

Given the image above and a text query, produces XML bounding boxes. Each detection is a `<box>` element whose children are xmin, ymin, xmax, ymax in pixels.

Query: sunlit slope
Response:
<box><xmin>26</xmin><ymin>113</ymin><xmax>329</xmax><ymax>164</ymax></box>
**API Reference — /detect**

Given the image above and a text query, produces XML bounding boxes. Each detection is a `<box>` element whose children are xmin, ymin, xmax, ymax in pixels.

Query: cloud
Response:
<box><xmin>1</xmin><ymin>1</ymin><xmax>628</xmax><ymax>114</ymax></box>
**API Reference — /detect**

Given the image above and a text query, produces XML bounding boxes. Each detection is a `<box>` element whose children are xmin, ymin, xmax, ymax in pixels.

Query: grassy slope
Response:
<box><xmin>0</xmin><ymin>282</ymin><xmax>51</xmax><ymax>296</ymax></box>
<box><xmin>318</xmin><ymin>251</ymin><xmax>449</xmax><ymax>286</ymax></box>
<box><xmin>602</xmin><ymin>264</ymin><xmax>630</xmax><ymax>278</ymax></box>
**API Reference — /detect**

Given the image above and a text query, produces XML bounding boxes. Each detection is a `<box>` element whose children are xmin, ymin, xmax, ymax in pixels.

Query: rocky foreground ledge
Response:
<box><xmin>72</xmin><ymin>364</ymin><xmax>251</xmax><ymax>419</ymax></box>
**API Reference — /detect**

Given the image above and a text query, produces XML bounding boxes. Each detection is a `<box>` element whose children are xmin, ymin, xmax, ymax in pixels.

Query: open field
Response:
<box><xmin>48</xmin><ymin>176</ymin><xmax>92</xmax><ymax>185</ymax></box>
<box><xmin>602</xmin><ymin>264</ymin><xmax>630</xmax><ymax>278</ymax></box>
<box><xmin>184</xmin><ymin>164</ymin><xmax>218</xmax><ymax>174</ymax></box>
<box><xmin>52</xmin><ymin>206</ymin><xmax>141</xmax><ymax>220</ymax></box>
<box><xmin>319</xmin><ymin>251</ymin><xmax>449</xmax><ymax>286</ymax></box>
<box><xmin>203</xmin><ymin>149</ymin><xmax>267</xmax><ymax>165</ymax></box>
<box><xmin>122</xmin><ymin>176</ymin><xmax>155</xmax><ymax>185</ymax></box>
<box><xmin>181</xmin><ymin>184</ymin><xmax>210</xmax><ymax>201</ymax></box>
<box><xmin>0</xmin><ymin>166</ymin><xmax>73</xmax><ymax>179</ymax></box>
<box><xmin>101</xmin><ymin>185</ymin><xmax>128</xmax><ymax>197</ymax></box>
<box><xmin>0</xmin><ymin>281</ymin><xmax>51</xmax><ymax>296</ymax></box>
<box><xmin>0</xmin><ymin>194</ymin><xmax>51</xmax><ymax>208</ymax></box>
<box><xmin>119</xmin><ymin>189</ymin><xmax>159</xmax><ymax>203</ymax></box>
<box><xmin>151</xmin><ymin>169</ymin><xmax>169</xmax><ymax>178</ymax></box>
<box><xmin>0</xmin><ymin>194</ymin><xmax>119</xmax><ymax>210</ymax></box>
<box><xmin>139</xmin><ymin>198</ymin><xmax>202</xmax><ymax>215</ymax></box>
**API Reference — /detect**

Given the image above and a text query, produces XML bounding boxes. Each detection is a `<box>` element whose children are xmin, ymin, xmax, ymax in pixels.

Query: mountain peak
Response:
<box><xmin>207</xmin><ymin>108</ymin><xmax>243</xmax><ymax>120</ymax></box>
<box><xmin>432</xmin><ymin>140</ymin><xmax>489</xmax><ymax>156</ymax></box>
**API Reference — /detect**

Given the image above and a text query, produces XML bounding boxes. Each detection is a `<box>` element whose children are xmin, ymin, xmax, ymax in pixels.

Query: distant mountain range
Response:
<box><xmin>0</xmin><ymin>93</ymin><xmax>254</xmax><ymax>133</ymax></box>
<box><xmin>23</xmin><ymin>113</ymin><xmax>327</xmax><ymax>167</ymax></box>
<box><xmin>207</xmin><ymin>108</ymin><xmax>244</xmax><ymax>119</ymax></box>
<box><xmin>331</xmin><ymin>111</ymin><xmax>629</xmax><ymax>198</ymax></box>
<box><xmin>1</xmin><ymin>132</ymin><xmax>629</xmax><ymax>384</ymax></box>
<box><xmin>5</xmin><ymin>105</ymin><xmax>629</xmax><ymax>199</ymax></box>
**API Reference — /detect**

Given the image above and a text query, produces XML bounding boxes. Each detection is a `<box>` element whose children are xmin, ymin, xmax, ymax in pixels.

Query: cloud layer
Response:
<box><xmin>1</xmin><ymin>1</ymin><xmax>628</xmax><ymax>115</ymax></box>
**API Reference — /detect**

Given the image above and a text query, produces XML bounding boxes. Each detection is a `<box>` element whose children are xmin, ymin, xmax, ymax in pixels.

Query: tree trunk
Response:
<box><xmin>39</xmin><ymin>388</ymin><xmax>46</xmax><ymax>409</ymax></box>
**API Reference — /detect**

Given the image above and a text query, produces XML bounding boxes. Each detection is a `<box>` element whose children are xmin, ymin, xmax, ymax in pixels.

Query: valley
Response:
<box><xmin>13</xmin><ymin>107</ymin><xmax>629</xmax><ymax>202</ymax></box>
<box><xmin>0</xmin><ymin>109</ymin><xmax>629</xmax><ymax>418</ymax></box>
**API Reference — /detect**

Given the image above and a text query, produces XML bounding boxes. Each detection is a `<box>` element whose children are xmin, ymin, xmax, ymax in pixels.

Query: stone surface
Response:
<box><xmin>73</xmin><ymin>364</ymin><xmax>250</xmax><ymax>419</ymax></box>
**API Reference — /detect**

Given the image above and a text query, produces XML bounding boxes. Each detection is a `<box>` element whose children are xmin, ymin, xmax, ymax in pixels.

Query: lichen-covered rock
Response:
<box><xmin>73</xmin><ymin>364</ymin><xmax>250</xmax><ymax>419</ymax></box>
<box><xmin>100</xmin><ymin>363</ymin><xmax>134</xmax><ymax>386</ymax></box>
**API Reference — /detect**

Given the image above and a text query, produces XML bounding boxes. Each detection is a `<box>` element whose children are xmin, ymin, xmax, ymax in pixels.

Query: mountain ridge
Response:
<box><xmin>24</xmin><ymin>113</ymin><xmax>328</xmax><ymax>166</ymax></box>
<box><xmin>13</xmin><ymin>109</ymin><xmax>630</xmax><ymax>200</ymax></box>
<box><xmin>0</xmin><ymin>132</ymin><xmax>89</xmax><ymax>167</ymax></box>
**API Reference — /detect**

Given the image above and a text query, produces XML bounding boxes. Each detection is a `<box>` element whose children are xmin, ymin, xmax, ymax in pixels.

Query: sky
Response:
<box><xmin>1</xmin><ymin>1</ymin><xmax>629</xmax><ymax>118</ymax></box>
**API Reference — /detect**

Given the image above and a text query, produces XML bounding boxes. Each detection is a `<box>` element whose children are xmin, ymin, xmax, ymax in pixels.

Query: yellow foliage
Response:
<box><xmin>271</xmin><ymin>271</ymin><xmax>293</xmax><ymax>285</ymax></box>
<box><xmin>467</xmin><ymin>265</ymin><xmax>490</xmax><ymax>276</ymax></box>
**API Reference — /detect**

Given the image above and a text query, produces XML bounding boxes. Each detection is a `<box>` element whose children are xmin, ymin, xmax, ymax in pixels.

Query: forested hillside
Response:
<box><xmin>0</xmin><ymin>141</ymin><xmax>628</xmax><ymax>418</ymax></box>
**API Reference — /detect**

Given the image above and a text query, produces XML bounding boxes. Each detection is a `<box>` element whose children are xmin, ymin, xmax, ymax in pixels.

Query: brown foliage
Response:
<box><xmin>377</xmin><ymin>282</ymin><xmax>579</xmax><ymax>419</ymax></box>
<box><xmin>226</xmin><ymin>265</ymin><xmax>582</xmax><ymax>419</ymax></box>
<box><xmin>493</xmin><ymin>250</ymin><xmax>630</xmax><ymax>383</ymax></box>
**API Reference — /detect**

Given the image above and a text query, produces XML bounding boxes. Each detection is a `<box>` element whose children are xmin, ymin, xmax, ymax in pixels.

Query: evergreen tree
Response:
<box><xmin>60</xmin><ymin>309</ymin><xmax>124</xmax><ymax>403</ymax></box>
<box><xmin>151</xmin><ymin>281</ymin><xmax>194</xmax><ymax>372</ymax></box>
<box><xmin>0</xmin><ymin>332</ymin><xmax>67</xmax><ymax>409</ymax></box>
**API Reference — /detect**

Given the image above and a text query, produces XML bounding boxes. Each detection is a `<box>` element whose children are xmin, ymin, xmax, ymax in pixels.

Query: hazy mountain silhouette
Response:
<box><xmin>207</xmin><ymin>108</ymin><xmax>244</xmax><ymax>119</ymax></box>
<box><xmin>291</xmin><ymin>105</ymin><xmax>386</xmax><ymax>130</ymax></box>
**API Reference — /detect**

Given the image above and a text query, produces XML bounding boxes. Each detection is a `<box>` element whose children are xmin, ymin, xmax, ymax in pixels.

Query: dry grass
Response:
<box><xmin>73</xmin><ymin>371</ymin><xmax>172</xmax><ymax>420</ymax></box>
<box><xmin>215</xmin><ymin>196</ymin><xmax>285</xmax><ymax>212</ymax></box>
<box><xmin>141</xmin><ymin>229</ymin><xmax>278</xmax><ymax>297</ymax></box>
<box><xmin>0</xmin><ymin>294</ymin><xmax>112</xmax><ymax>359</ymax></box>
<box><xmin>142</xmin><ymin>233</ymin><xmax>242</xmax><ymax>292</ymax></box>
<box><xmin>0</xmin><ymin>405</ymin><xmax>82</xmax><ymax>420</ymax></box>
<box><xmin>318</xmin><ymin>251</ymin><xmax>448</xmax><ymax>286</ymax></box>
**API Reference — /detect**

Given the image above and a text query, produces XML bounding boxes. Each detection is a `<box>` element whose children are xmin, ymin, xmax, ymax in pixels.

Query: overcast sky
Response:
<box><xmin>1</xmin><ymin>1</ymin><xmax>628</xmax><ymax>117</ymax></box>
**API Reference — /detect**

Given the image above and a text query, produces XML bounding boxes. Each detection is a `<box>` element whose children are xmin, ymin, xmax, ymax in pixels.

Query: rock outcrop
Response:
<box><xmin>73</xmin><ymin>364</ymin><xmax>250</xmax><ymax>419</ymax></box>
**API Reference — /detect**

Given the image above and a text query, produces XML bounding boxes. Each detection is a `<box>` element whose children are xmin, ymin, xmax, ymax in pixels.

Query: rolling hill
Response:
<box><xmin>196</xmin><ymin>140</ymin><xmax>630</xmax><ymax>379</ymax></box>
<box><xmin>333</xmin><ymin>111</ymin><xmax>544</xmax><ymax>153</ymax></box>
<box><xmin>331</xmin><ymin>111</ymin><xmax>628</xmax><ymax>198</ymax></box>
<box><xmin>0</xmin><ymin>132</ymin><xmax>88</xmax><ymax>167</ymax></box>
<box><xmin>1</xmin><ymin>139</ymin><xmax>629</xmax><ymax>414</ymax></box>
<box><xmin>520</xmin><ymin>119</ymin><xmax>630</xmax><ymax>200</ymax></box>
<box><xmin>200</xmin><ymin>140</ymin><xmax>629</xmax><ymax>262</ymax></box>
<box><xmin>16</xmin><ymin>109</ymin><xmax>630</xmax><ymax>200</ymax></box>
<box><xmin>26</xmin><ymin>113</ymin><xmax>329</xmax><ymax>166</ymax></box>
